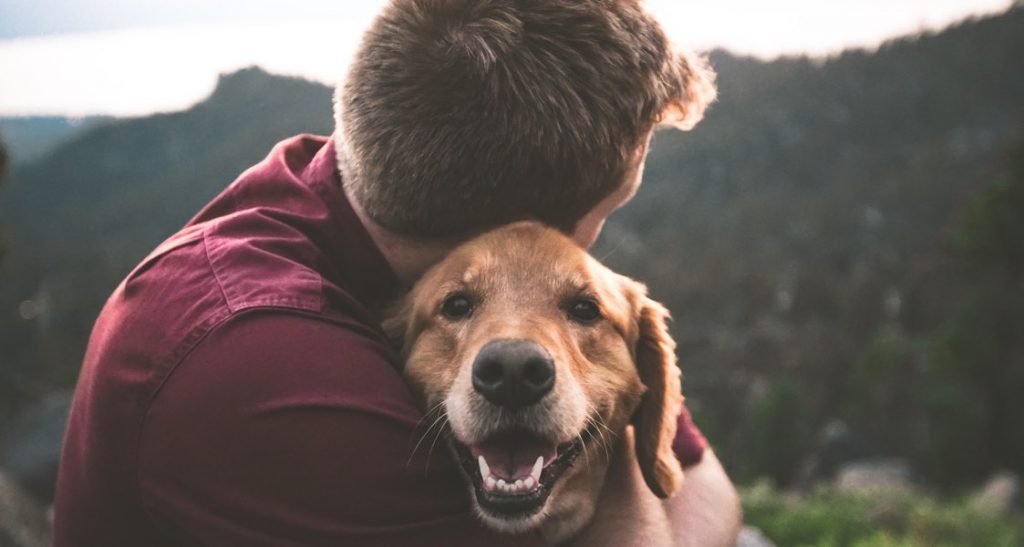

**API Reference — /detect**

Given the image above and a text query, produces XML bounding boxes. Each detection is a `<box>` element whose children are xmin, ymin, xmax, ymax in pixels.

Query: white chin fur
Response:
<box><xmin>473</xmin><ymin>502</ymin><xmax>549</xmax><ymax>533</ymax></box>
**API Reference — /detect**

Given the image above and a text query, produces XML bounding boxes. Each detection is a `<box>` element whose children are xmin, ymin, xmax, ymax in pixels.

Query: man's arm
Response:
<box><xmin>566</xmin><ymin>428</ymin><xmax>741</xmax><ymax>547</ymax></box>
<box><xmin>138</xmin><ymin>312</ymin><xmax>543</xmax><ymax>547</ymax></box>
<box><xmin>666</xmin><ymin>449</ymin><xmax>742</xmax><ymax>547</ymax></box>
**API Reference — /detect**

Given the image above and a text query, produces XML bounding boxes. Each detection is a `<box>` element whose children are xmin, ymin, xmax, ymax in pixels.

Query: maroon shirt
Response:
<box><xmin>53</xmin><ymin>135</ymin><xmax>706</xmax><ymax>546</ymax></box>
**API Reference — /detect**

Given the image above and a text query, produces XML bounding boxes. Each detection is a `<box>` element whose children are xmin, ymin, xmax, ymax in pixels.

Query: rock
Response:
<box><xmin>0</xmin><ymin>392</ymin><xmax>72</xmax><ymax>503</ymax></box>
<box><xmin>796</xmin><ymin>419</ymin><xmax>872</xmax><ymax>487</ymax></box>
<box><xmin>969</xmin><ymin>471</ymin><xmax>1020</xmax><ymax>514</ymax></box>
<box><xmin>835</xmin><ymin>458</ymin><xmax>914</xmax><ymax>493</ymax></box>
<box><xmin>736</xmin><ymin>525</ymin><xmax>776</xmax><ymax>547</ymax></box>
<box><xmin>0</xmin><ymin>469</ymin><xmax>50</xmax><ymax>547</ymax></box>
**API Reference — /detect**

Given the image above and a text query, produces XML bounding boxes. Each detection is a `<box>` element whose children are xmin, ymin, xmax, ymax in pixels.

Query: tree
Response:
<box><xmin>735</xmin><ymin>379</ymin><xmax>813</xmax><ymax>486</ymax></box>
<box><xmin>918</xmin><ymin>137</ymin><xmax>1024</xmax><ymax>486</ymax></box>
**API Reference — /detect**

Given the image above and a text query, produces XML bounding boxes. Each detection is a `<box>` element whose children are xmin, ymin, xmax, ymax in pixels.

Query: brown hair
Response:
<box><xmin>335</xmin><ymin>0</ymin><xmax>716</xmax><ymax>239</ymax></box>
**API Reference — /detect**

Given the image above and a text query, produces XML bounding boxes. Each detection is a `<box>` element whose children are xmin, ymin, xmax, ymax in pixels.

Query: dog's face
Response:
<box><xmin>386</xmin><ymin>222</ymin><xmax>683</xmax><ymax>537</ymax></box>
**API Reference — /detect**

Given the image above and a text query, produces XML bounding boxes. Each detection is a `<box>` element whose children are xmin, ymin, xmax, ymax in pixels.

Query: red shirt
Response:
<box><xmin>53</xmin><ymin>135</ymin><xmax>706</xmax><ymax>546</ymax></box>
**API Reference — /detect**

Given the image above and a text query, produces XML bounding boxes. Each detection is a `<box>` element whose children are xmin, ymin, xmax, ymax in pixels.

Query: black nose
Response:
<box><xmin>472</xmin><ymin>339</ymin><xmax>555</xmax><ymax>409</ymax></box>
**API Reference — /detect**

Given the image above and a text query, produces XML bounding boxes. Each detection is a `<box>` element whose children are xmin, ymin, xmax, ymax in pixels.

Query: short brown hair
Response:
<box><xmin>335</xmin><ymin>0</ymin><xmax>716</xmax><ymax>239</ymax></box>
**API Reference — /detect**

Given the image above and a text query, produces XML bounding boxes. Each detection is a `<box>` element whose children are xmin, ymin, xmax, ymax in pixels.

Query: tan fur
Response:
<box><xmin>386</xmin><ymin>222</ymin><xmax>684</xmax><ymax>541</ymax></box>
<box><xmin>632</xmin><ymin>297</ymin><xmax>685</xmax><ymax>498</ymax></box>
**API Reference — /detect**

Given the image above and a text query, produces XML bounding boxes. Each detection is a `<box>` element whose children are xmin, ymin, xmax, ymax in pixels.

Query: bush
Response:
<box><xmin>741</xmin><ymin>482</ymin><xmax>1024</xmax><ymax>547</ymax></box>
<box><xmin>735</xmin><ymin>379</ymin><xmax>813</xmax><ymax>486</ymax></box>
<box><xmin>844</xmin><ymin>327</ymin><xmax>916</xmax><ymax>452</ymax></box>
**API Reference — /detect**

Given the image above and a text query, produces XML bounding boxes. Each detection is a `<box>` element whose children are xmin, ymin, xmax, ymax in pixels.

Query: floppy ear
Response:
<box><xmin>657</xmin><ymin>49</ymin><xmax>717</xmax><ymax>131</ymax></box>
<box><xmin>381</xmin><ymin>297</ymin><xmax>413</xmax><ymax>356</ymax></box>
<box><xmin>632</xmin><ymin>295</ymin><xmax>685</xmax><ymax>498</ymax></box>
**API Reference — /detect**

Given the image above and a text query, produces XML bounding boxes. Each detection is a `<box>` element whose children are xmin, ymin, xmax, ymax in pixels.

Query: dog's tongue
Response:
<box><xmin>469</xmin><ymin>431</ymin><xmax>557</xmax><ymax>480</ymax></box>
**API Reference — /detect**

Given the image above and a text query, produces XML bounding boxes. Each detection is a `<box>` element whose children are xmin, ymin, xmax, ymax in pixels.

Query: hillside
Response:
<box><xmin>1</xmin><ymin>8</ymin><xmax>1023</xmax><ymax>488</ymax></box>
<box><xmin>597</xmin><ymin>8</ymin><xmax>1024</xmax><ymax>455</ymax></box>
<box><xmin>0</xmin><ymin>67</ymin><xmax>334</xmax><ymax>419</ymax></box>
<box><xmin>0</xmin><ymin>116</ymin><xmax>114</xmax><ymax>163</ymax></box>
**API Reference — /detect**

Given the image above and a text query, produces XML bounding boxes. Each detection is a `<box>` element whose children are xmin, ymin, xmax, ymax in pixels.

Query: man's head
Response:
<box><xmin>335</xmin><ymin>0</ymin><xmax>716</xmax><ymax>243</ymax></box>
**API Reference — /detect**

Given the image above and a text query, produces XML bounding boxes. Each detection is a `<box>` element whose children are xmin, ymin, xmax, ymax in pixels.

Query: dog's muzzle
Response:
<box><xmin>449</xmin><ymin>338</ymin><xmax>592</xmax><ymax>522</ymax></box>
<box><xmin>471</xmin><ymin>339</ymin><xmax>555</xmax><ymax>410</ymax></box>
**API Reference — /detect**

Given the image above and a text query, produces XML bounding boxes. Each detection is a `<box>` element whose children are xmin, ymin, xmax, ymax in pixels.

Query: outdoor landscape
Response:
<box><xmin>1</xmin><ymin>6</ymin><xmax>1023</xmax><ymax>546</ymax></box>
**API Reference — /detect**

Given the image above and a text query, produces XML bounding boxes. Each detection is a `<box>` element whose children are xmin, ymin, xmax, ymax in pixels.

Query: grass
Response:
<box><xmin>740</xmin><ymin>481</ymin><xmax>1024</xmax><ymax>547</ymax></box>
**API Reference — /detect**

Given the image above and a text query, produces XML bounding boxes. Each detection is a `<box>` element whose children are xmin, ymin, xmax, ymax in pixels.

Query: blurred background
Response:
<box><xmin>1</xmin><ymin>1</ymin><xmax>1022</xmax><ymax>545</ymax></box>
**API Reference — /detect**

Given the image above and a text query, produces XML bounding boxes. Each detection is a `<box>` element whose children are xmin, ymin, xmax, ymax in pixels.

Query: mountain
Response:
<box><xmin>0</xmin><ymin>66</ymin><xmax>334</xmax><ymax>422</ymax></box>
<box><xmin>591</xmin><ymin>8</ymin><xmax>1024</xmax><ymax>484</ymax></box>
<box><xmin>602</xmin><ymin>8</ymin><xmax>1024</xmax><ymax>417</ymax></box>
<box><xmin>0</xmin><ymin>116</ymin><xmax>114</xmax><ymax>164</ymax></box>
<box><xmin>1</xmin><ymin>9</ymin><xmax>1023</xmax><ymax>488</ymax></box>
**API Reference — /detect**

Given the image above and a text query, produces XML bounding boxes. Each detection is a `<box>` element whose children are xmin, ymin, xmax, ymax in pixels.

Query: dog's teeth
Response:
<box><xmin>524</xmin><ymin>476</ymin><xmax>536</xmax><ymax>489</ymax></box>
<box><xmin>485</xmin><ymin>476</ymin><xmax>496</xmax><ymax>490</ymax></box>
<box><xmin>514</xmin><ymin>479</ymin><xmax>524</xmax><ymax>490</ymax></box>
<box><xmin>497</xmin><ymin>478</ymin><xmax>507</xmax><ymax>489</ymax></box>
<box><xmin>477</xmin><ymin>455</ymin><xmax>490</xmax><ymax>480</ymax></box>
<box><xmin>532</xmin><ymin>456</ymin><xmax>544</xmax><ymax>480</ymax></box>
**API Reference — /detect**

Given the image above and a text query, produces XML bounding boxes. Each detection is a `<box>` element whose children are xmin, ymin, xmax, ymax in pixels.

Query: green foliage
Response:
<box><xmin>736</xmin><ymin>379</ymin><xmax>813</xmax><ymax>486</ymax></box>
<box><xmin>837</xmin><ymin>146</ymin><xmax>1024</xmax><ymax>488</ymax></box>
<box><xmin>844</xmin><ymin>327</ymin><xmax>916</xmax><ymax>450</ymax></box>
<box><xmin>917</xmin><ymin>296</ymin><xmax>1001</xmax><ymax>484</ymax></box>
<box><xmin>742</xmin><ymin>482</ymin><xmax>1024</xmax><ymax>547</ymax></box>
<box><xmin>915</xmin><ymin>144</ymin><xmax>1024</xmax><ymax>484</ymax></box>
<box><xmin>955</xmin><ymin>170</ymin><xmax>1024</xmax><ymax>277</ymax></box>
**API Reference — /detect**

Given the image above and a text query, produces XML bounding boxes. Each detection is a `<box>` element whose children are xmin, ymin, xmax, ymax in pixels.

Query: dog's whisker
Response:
<box><xmin>408</xmin><ymin>402</ymin><xmax>446</xmax><ymax>441</ymax></box>
<box><xmin>576</xmin><ymin>429</ymin><xmax>592</xmax><ymax>469</ymax></box>
<box><xmin>590</xmin><ymin>420</ymin><xmax>608</xmax><ymax>463</ymax></box>
<box><xmin>424</xmin><ymin>416</ymin><xmax>451</xmax><ymax>475</ymax></box>
<box><xmin>412</xmin><ymin>400</ymin><xmax>446</xmax><ymax>429</ymax></box>
<box><xmin>408</xmin><ymin>407</ymin><xmax>449</xmax><ymax>467</ymax></box>
<box><xmin>587</xmin><ymin>415</ymin><xmax>614</xmax><ymax>463</ymax></box>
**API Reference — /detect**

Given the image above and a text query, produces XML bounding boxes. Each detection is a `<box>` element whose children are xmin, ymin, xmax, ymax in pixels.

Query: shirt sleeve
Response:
<box><xmin>673</xmin><ymin>406</ymin><xmax>708</xmax><ymax>468</ymax></box>
<box><xmin>138</xmin><ymin>311</ymin><xmax>542</xmax><ymax>547</ymax></box>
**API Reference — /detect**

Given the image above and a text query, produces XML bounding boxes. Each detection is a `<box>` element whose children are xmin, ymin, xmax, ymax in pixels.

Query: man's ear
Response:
<box><xmin>632</xmin><ymin>294</ymin><xmax>685</xmax><ymax>498</ymax></box>
<box><xmin>657</xmin><ymin>49</ymin><xmax>717</xmax><ymax>131</ymax></box>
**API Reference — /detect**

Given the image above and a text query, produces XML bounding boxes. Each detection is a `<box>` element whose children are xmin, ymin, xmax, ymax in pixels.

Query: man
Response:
<box><xmin>54</xmin><ymin>1</ymin><xmax>739</xmax><ymax>545</ymax></box>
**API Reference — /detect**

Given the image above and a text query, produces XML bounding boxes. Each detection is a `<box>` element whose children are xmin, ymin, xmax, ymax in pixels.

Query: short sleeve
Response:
<box><xmin>673</xmin><ymin>406</ymin><xmax>708</xmax><ymax>468</ymax></box>
<box><xmin>138</xmin><ymin>311</ymin><xmax>541</xmax><ymax>547</ymax></box>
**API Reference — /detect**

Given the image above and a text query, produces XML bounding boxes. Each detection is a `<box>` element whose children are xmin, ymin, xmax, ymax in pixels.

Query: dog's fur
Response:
<box><xmin>385</xmin><ymin>222</ymin><xmax>684</xmax><ymax>542</ymax></box>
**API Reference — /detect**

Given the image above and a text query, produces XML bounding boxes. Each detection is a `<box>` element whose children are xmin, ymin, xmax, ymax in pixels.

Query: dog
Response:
<box><xmin>384</xmin><ymin>221</ymin><xmax>685</xmax><ymax>542</ymax></box>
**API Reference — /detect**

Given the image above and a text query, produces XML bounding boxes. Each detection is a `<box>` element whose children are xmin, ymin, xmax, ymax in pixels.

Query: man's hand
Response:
<box><xmin>564</xmin><ymin>428</ymin><xmax>741</xmax><ymax>547</ymax></box>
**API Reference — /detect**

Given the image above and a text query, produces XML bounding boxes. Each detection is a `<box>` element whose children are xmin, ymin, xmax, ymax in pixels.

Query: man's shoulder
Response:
<box><xmin>135</xmin><ymin>310</ymin><xmax>522</xmax><ymax>545</ymax></box>
<box><xmin>158</xmin><ymin>310</ymin><xmax>417</xmax><ymax>425</ymax></box>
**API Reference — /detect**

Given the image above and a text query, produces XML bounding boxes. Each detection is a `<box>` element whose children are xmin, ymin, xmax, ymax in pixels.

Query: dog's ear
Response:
<box><xmin>381</xmin><ymin>298</ymin><xmax>412</xmax><ymax>355</ymax></box>
<box><xmin>632</xmin><ymin>293</ymin><xmax>684</xmax><ymax>498</ymax></box>
<box><xmin>657</xmin><ymin>49</ymin><xmax>717</xmax><ymax>131</ymax></box>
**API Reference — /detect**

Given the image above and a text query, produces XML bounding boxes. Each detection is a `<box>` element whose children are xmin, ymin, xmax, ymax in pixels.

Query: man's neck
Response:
<box><xmin>342</xmin><ymin>183</ymin><xmax>456</xmax><ymax>288</ymax></box>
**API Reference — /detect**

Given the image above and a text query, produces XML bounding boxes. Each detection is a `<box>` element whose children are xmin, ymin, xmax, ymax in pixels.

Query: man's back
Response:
<box><xmin>53</xmin><ymin>136</ymin><xmax>538</xmax><ymax>546</ymax></box>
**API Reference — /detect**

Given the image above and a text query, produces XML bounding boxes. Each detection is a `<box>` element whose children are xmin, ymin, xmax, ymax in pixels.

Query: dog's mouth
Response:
<box><xmin>450</xmin><ymin>426</ymin><xmax>596</xmax><ymax>521</ymax></box>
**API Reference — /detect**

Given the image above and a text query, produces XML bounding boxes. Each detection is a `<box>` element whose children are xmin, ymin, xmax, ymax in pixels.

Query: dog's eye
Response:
<box><xmin>441</xmin><ymin>293</ymin><xmax>474</xmax><ymax>320</ymax></box>
<box><xmin>567</xmin><ymin>298</ymin><xmax>602</xmax><ymax>324</ymax></box>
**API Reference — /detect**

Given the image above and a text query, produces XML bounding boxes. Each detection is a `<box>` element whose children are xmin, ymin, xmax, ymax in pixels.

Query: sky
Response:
<box><xmin>0</xmin><ymin>0</ymin><xmax>1014</xmax><ymax>116</ymax></box>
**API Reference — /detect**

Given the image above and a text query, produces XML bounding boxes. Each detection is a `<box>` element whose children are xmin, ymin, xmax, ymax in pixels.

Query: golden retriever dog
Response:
<box><xmin>384</xmin><ymin>221</ymin><xmax>685</xmax><ymax>542</ymax></box>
